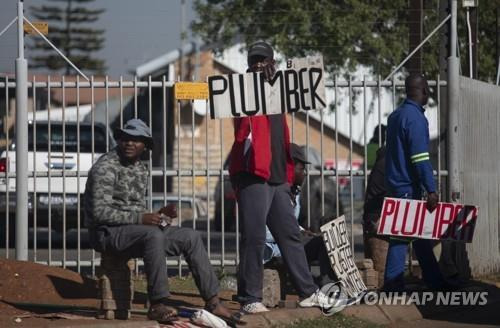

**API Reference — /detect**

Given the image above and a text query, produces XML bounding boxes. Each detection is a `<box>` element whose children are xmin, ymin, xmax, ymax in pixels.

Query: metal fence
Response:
<box><xmin>458</xmin><ymin>76</ymin><xmax>500</xmax><ymax>276</ymax></box>
<box><xmin>0</xmin><ymin>76</ymin><xmax>448</xmax><ymax>276</ymax></box>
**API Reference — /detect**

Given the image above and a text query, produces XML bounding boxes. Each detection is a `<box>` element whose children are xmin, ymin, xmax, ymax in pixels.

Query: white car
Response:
<box><xmin>0</xmin><ymin>120</ymin><xmax>114</xmax><ymax>233</ymax></box>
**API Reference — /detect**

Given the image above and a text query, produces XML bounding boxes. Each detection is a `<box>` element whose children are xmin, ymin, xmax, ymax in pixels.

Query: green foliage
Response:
<box><xmin>192</xmin><ymin>0</ymin><xmax>500</xmax><ymax>83</ymax></box>
<box><xmin>29</xmin><ymin>0</ymin><xmax>106</xmax><ymax>75</ymax></box>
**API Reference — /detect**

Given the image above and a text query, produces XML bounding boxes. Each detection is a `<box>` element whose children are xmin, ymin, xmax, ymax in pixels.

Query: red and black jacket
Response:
<box><xmin>229</xmin><ymin>115</ymin><xmax>294</xmax><ymax>185</ymax></box>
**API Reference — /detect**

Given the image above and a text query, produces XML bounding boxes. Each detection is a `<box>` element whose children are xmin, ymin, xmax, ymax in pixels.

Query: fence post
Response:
<box><xmin>15</xmin><ymin>0</ymin><xmax>29</xmax><ymax>261</ymax></box>
<box><xmin>446</xmin><ymin>0</ymin><xmax>471</xmax><ymax>278</ymax></box>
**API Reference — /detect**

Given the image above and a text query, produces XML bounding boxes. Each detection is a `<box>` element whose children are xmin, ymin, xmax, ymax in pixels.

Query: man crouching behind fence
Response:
<box><xmin>84</xmin><ymin>118</ymin><xmax>239</xmax><ymax>325</ymax></box>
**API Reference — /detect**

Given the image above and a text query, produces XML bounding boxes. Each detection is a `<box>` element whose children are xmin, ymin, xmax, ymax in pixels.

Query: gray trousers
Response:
<box><xmin>90</xmin><ymin>225</ymin><xmax>219</xmax><ymax>302</ymax></box>
<box><xmin>236</xmin><ymin>175</ymin><xmax>317</xmax><ymax>304</ymax></box>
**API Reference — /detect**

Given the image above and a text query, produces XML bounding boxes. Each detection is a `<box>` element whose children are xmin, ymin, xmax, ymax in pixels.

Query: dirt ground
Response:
<box><xmin>0</xmin><ymin>258</ymin><xmax>240</xmax><ymax>327</ymax></box>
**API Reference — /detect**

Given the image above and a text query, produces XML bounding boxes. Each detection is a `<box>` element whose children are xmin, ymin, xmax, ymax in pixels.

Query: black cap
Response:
<box><xmin>290</xmin><ymin>143</ymin><xmax>310</xmax><ymax>164</ymax></box>
<box><xmin>247</xmin><ymin>41</ymin><xmax>274</xmax><ymax>64</ymax></box>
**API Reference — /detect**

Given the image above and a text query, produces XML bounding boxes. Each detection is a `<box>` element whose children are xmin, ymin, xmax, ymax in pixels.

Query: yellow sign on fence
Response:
<box><xmin>174</xmin><ymin>82</ymin><xmax>209</xmax><ymax>100</ymax></box>
<box><xmin>23</xmin><ymin>22</ymin><xmax>49</xmax><ymax>35</ymax></box>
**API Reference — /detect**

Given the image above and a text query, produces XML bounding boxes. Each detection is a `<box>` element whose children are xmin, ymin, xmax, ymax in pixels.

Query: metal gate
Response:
<box><xmin>0</xmin><ymin>76</ymin><xmax>448</xmax><ymax>275</ymax></box>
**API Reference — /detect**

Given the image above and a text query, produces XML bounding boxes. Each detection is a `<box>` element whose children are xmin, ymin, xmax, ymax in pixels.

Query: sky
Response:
<box><xmin>0</xmin><ymin>0</ymin><xmax>197</xmax><ymax>78</ymax></box>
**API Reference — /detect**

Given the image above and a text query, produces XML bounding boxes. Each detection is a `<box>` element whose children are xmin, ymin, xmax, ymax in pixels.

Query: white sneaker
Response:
<box><xmin>299</xmin><ymin>288</ymin><xmax>345</xmax><ymax>309</ymax></box>
<box><xmin>299</xmin><ymin>289</ymin><xmax>326</xmax><ymax>307</ymax></box>
<box><xmin>240</xmin><ymin>302</ymin><xmax>269</xmax><ymax>314</ymax></box>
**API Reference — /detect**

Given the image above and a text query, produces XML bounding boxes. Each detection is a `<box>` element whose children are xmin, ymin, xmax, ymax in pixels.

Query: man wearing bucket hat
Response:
<box><xmin>230</xmin><ymin>42</ymin><xmax>333</xmax><ymax>314</ymax></box>
<box><xmin>84</xmin><ymin>119</ymin><xmax>239</xmax><ymax>324</ymax></box>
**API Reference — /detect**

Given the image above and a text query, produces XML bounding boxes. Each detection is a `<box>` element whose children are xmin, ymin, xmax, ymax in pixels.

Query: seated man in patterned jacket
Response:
<box><xmin>84</xmin><ymin>118</ymin><xmax>237</xmax><ymax>324</ymax></box>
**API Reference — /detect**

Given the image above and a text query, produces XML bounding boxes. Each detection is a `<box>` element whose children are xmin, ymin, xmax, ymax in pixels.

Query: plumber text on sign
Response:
<box><xmin>377</xmin><ymin>198</ymin><xmax>478</xmax><ymax>242</ymax></box>
<box><xmin>208</xmin><ymin>55</ymin><xmax>326</xmax><ymax>119</ymax></box>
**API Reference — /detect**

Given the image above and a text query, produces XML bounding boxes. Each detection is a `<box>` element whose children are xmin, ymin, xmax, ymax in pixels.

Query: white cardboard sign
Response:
<box><xmin>208</xmin><ymin>56</ymin><xmax>326</xmax><ymax>119</ymax></box>
<box><xmin>321</xmin><ymin>215</ymin><xmax>367</xmax><ymax>298</ymax></box>
<box><xmin>377</xmin><ymin>197</ymin><xmax>479</xmax><ymax>242</ymax></box>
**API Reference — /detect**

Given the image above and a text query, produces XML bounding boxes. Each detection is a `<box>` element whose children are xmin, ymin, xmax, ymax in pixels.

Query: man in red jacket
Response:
<box><xmin>230</xmin><ymin>41</ymin><xmax>329</xmax><ymax>314</ymax></box>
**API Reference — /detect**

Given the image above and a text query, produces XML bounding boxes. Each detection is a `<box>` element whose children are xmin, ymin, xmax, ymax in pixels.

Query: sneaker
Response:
<box><xmin>240</xmin><ymin>302</ymin><xmax>269</xmax><ymax>314</ymax></box>
<box><xmin>299</xmin><ymin>289</ymin><xmax>326</xmax><ymax>308</ymax></box>
<box><xmin>299</xmin><ymin>288</ymin><xmax>347</xmax><ymax>309</ymax></box>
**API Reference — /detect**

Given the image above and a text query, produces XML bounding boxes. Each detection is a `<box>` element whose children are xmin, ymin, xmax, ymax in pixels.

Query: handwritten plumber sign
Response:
<box><xmin>321</xmin><ymin>215</ymin><xmax>367</xmax><ymax>298</ymax></box>
<box><xmin>377</xmin><ymin>198</ymin><xmax>479</xmax><ymax>242</ymax></box>
<box><xmin>208</xmin><ymin>55</ymin><xmax>326</xmax><ymax>119</ymax></box>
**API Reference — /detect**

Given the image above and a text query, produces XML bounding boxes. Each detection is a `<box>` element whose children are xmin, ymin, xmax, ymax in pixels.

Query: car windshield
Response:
<box><xmin>27</xmin><ymin>123</ymin><xmax>109</xmax><ymax>153</ymax></box>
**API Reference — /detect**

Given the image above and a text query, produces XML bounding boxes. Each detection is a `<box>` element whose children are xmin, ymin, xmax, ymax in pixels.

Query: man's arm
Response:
<box><xmin>406</xmin><ymin>118</ymin><xmax>436</xmax><ymax>193</ymax></box>
<box><xmin>87</xmin><ymin>164</ymin><xmax>144</xmax><ymax>225</ymax></box>
<box><xmin>406</xmin><ymin>118</ymin><xmax>438</xmax><ymax>211</ymax></box>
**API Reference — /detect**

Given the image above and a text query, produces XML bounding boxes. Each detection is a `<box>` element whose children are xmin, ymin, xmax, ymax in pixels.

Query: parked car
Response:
<box><xmin>213</xmin><ymin>146</ymin><xmax>344</xmax><ymax>232</ymax></box>
<box><xmin>0</xmin><ymin>120</ymin><xmax>114</xmax><ymax>239</ymax></box>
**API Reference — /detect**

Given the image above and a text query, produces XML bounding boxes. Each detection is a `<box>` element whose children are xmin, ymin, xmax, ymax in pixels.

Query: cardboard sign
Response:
<box><xmin>208</xmin><ymin>55</ymin><xmax>326</xmax><ymax>119</ymax></box>
<box><xmin>377</xmin><ymin>198</ymin><xmax>479</xmax><ymax>242</ymax></box>
<box><xmin>174</xmin><ymin>82</ymin><xmax>209</xmax><ymax>100</ymax></box>
<box><xmin>24</xmin><ymin>22</ymin><xmax>48</xmax><ymax>35</ymax></box>
<box><xmin>321</xmin><ymin>215</ymin><xmax>367</xmax><ymax>298</ymax></box>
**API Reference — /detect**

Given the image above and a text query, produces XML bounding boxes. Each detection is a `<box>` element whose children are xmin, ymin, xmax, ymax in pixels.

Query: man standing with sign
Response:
<box><xmin>384</xmin><ymin>74</ymin><xmax>449</xmax><ymax>291</ymax></box>
<box><xmin>230</xmin><ymin>42</ymin><xmax>330</xmax><ymax>313</ymax></box>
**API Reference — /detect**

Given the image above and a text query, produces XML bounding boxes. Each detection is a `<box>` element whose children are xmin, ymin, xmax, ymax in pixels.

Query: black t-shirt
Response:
<box><xmin>268</xmin><ymin>114</ymin><xmax>287</xmax><ymax>184</ymax></box>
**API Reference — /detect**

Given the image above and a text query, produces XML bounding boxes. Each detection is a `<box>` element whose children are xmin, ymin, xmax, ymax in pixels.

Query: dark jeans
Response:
<box><xmin>302</xmin><ymin>234</ymin><xmax>337</xmax><ymax>287</ymax></box>
<box><xmin>236</xmin><ymin>175</ymin><xmax>317</xmax><ymax>304</ymax></box>
<box><xmin>90</xmin><ymin>224</ymin><xmax>219</xmax><ymax>302</ymax></box>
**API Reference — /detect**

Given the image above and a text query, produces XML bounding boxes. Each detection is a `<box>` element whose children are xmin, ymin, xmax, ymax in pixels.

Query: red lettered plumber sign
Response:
<box><xmin>378</xmin><ymin>198</ymin><xmax>479</xmax><ymax>242</ymax></box>
<box><xmin>208</xmin><ymin>56</ymin><xmax>326</xmax><ymax>119</ymax></box>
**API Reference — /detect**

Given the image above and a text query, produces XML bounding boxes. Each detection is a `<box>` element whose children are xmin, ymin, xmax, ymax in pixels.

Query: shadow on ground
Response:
<box><xmin>414</xmin><ymin>280</ymin><xmax>500</xmax><ymax>326</ymax></box>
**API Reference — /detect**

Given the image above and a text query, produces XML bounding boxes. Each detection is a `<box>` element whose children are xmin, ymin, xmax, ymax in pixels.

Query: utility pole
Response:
<box><xmin>464</xmin><ymin>0</ymin><xmax>478</xmax><ymax>78</ymax></box>
<box><xmin>496</xmin><ymin>7</ymin><xmax>499</xmax><ymax>84</ymax></box>
<box><xmin>407</xmin><ymin>0</ymin><xmax>423</xmax><ymax>74</ymax></box>
<box><xmin>179</xmin><ymin>0</ymin><xmax>186</xmax><ymax>81</ymax></box>
<box><xmin>470</xmin><ymin>4</ymin><xmax>478</xmax><ymax>78</ymax></box>
<box><xmin>15</xmin><ymin>0</ymin><xmax>28</xmax><ymax>261</ymax></box>
<box><xmin>448</xmin><ymin>1</ymin><xmax>460</xmax><ymax>203</ymax></box>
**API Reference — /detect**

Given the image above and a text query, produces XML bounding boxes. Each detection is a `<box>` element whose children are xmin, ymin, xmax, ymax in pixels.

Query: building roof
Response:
<box><xmin>135</xmin><ymin>41</ymin><xmax>202</xmax><ymax>78</ymax></box>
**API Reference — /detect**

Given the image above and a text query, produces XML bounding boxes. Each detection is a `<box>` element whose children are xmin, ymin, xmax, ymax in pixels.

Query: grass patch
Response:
<box><xmin>281</xmin><ymin>314</ymin><xmax>382</xmax><ymax>328</ymax></box>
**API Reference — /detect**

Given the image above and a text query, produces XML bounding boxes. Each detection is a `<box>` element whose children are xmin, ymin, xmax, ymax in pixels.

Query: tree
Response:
<box><xmin>29</xmin><ymin>0</ymin><xmax>106</xmax><ymax>75</ymax></box>
<box><xmin>192</xmin><ymin>0</ymin><xmax>500</xmax><ymax>83</ymax></box>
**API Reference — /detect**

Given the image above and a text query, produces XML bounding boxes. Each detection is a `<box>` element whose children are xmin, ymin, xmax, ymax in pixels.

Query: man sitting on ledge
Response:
<box><xmin>84</xmin><ymin>118</ymin><xmax>238</xmax><ymax>324</ymax></box>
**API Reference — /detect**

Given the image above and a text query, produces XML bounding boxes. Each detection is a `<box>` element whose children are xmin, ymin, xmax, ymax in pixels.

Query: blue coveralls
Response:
<box><xmin>384</xmin><ymin>99</ymin><xmax>447</xmax><ymax>291</ymax></box>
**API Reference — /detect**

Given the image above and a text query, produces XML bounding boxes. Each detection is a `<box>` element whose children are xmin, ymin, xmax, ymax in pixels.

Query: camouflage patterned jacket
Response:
<box><xmin>84</xmin><ymin>148</ymin><xmax>147</xmax><ymax>228</ymax></box>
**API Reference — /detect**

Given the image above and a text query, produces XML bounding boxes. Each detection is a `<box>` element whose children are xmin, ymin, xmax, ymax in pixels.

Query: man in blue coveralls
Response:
<box><xmin>383</xmin><ymin>74</ymin><xmax>450</xmax><ymax>291</ymax></box>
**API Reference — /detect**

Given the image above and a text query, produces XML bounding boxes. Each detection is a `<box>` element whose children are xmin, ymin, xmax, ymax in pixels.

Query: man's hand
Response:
<box><xmin>262</xmin><ymin>59</ymin><xmax>276</xmax><ymax>82</ymax></box>
<box><xmin>426</xmin><ymin>192</ymin><xmax>439</xmax><ymax>212</ymax></box>
<box><xmin>158</xmin><ymin>204</ymin><xmax>178</xmax><ymax>219</ymax></box>
<box><xmin>142</xmin><ymin>212</ymin><xmax>163</xmax><ymax>225</ymax></box>
<box><xmin>250</xmin><ymin>58</ymin><xmax>276</xmax><ymax>82</ymax></box>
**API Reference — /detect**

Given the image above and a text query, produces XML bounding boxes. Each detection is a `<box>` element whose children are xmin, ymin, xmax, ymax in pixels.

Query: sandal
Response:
<box><xmin>205</xmin><ymin>301</ymin><xmax>246</xmax><ymax>326</ymax></box>
<box><xmin>147</xmin><ymin>303</ymin><xmax>179</xmax><ymax>323</ymax></box>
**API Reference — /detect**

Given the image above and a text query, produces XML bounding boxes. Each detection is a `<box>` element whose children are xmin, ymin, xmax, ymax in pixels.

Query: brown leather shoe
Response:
<box><xmin>147</xmin><ymin>303</ymin><xmax>178</xmax><ymax>323</ymax></box>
